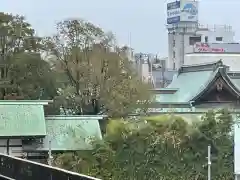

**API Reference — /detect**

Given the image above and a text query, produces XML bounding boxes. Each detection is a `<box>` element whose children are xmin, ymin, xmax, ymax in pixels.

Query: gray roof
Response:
<box><xmin>152</xmin><ymin>69</ymin><xmax>177</xmax><ymax>81</ymax></box>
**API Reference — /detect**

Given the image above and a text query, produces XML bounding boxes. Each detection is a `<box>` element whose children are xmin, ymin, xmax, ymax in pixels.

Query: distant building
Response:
<box><xmin>121</xmin><ymin>46</ymin><xmax>135</xmax><ymax>62</ymax></box>
<box><xmin>134</xmin><ymin>53</ymin><xmax>177</xmax><ymax>87</ymax></box>
<box><xmin>152</xmin><ymin>69</ymin><xmax>177</xmax><ymax>88</ymax></box>
<box><xmin>184</xmin><ymin>43</ymin><xmax>240</xmax><ymax>71</ymax></box>
<box><xmin>166</xmin><ymin>0</ymin><xmax>237</xmax><ymax>70</ymax></box>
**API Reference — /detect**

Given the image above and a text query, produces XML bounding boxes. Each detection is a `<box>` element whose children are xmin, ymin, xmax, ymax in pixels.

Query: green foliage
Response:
<box><xmin>44</xmin><ymin>18</ymin><xmax>152</xmax><ymax>116</ymax></box>
<box><xmin>55</xmin><ymin>110</ymin><xmax>234</xmax><ymax>180</ymax></box>
<box><xmin>0</xmin><ymin>12</ymin><xmax>57</xmax><ymax>102</ymax></box>
<box><xmin>9</xmin><ymin>52</ymin><xmax>57</xmax><ymax>99</ymax></box>
<box><xmin>0</xmin><ymin>12</ymin><xmax>151</xmax><ymax>116</ymax></box>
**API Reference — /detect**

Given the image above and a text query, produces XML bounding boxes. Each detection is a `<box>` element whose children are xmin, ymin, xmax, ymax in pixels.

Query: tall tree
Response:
<box><xmin>0</xmin><ymin>12</ymin><xmax>57</xmax><ymax>101</ymax></box>
<box><xmin>44</xmin><ymin>19</ymin><xmax>151</xmax><ymax>116</ymax></box>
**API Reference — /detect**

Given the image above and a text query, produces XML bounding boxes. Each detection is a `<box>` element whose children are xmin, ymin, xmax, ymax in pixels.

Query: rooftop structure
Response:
<box><xmin>134</xmin><ymin>53</ymin><xmax>177</xmax><ymax>87</ymax></box>
<box><xmin>166</xmin><ymin>0</ymin><xmax>236</xmax><ymax>70</ymax></box>
<box><xmin>152</xmin><ymin>68</ymin><xmax>177</xmax><ymax>88</ymax></box>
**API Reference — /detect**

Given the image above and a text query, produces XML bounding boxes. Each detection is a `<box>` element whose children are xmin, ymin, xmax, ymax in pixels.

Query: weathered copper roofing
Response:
<box><xmin>23</xmin><ymin>116</ymin><xmax>104</xmax><ymax>151</ymax></box>
<box><xmin>155</xmin><ymin>60</ymin><xmax>240</xmax><ymax>104</ymax></box>
<box><xmin>0</xmin><ymin>100</ymin><xmax>51</xmax><ymax>137</ymax></box>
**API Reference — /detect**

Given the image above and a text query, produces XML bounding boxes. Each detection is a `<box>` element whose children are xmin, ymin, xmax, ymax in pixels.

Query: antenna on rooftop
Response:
<box><xmin>129</xmin><ymin>32</ymin><xmax>132</xmax><ymax>48</ymax></box>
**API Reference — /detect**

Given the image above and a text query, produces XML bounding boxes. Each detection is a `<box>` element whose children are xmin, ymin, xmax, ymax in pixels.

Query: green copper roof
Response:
<box><xmin>27</xmin><ymin>116</ymin><xmax>104</xmax><ymax>151</ymax></box>
<box><xmin>156</xmin><ymin>60</ymin><xmax>240</xmax><ymax>104</ymax></box>
<box><xmin>156</xmin><ymin>70</ymin><xmax>213</xmax><ymax>103</ymax></box>
<box><xmin>230</xmin><ymin>78</ymin><xmax>240</xmax><ymax>90</ymax></box>
<box><xmin>0</xmin><ymin>101</ymin><xmax>50</xmax><ymax>137</ymax></box>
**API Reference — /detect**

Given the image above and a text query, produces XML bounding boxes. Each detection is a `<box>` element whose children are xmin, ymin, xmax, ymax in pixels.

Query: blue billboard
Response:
<box><xmin>167</xmin><ymin>1</ymin><xmax>180</xmax><ymax>10</ymax></box>
<box><xmin>167</xmin><ymin>16</ymin><xmax>180</xmax><ymax>24</ymax></box>
<box><xmin>167</xmin><ymin>1</ymin><xmax>181</xmax><ymax>24</ymax></box>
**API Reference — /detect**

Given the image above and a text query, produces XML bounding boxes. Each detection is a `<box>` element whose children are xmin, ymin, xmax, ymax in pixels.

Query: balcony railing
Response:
<box><xmin>0</xmin><ymin>153</ymin><xmax>100</xmax><ymax>180</ymax></box>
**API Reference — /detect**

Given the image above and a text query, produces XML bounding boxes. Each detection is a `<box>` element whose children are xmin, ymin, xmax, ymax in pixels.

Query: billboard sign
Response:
<box><xmin>180</xmin><ymin>0</ymin><xmax>198</xmax><ymax>22</ymax></box>
<box><xmin>194</xmin><ymin>43</ymin><xmax>225</xmax><ymax>53</ymax></box>
<box><xmin>167</xmin><ymin>1</ymin><xmax>181</xmax><ymax>24</ymax></box>
<box><xmin>167</xmin><ymin>0</ymin><xmax>198</xmax><ymax>24</ymax></box>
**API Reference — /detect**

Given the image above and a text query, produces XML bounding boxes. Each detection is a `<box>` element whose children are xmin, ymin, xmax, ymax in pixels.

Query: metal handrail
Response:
<box><xmin>0</xmin><ymin>153</ymin><xmax>101</xmax><ymax>180</ymax></box>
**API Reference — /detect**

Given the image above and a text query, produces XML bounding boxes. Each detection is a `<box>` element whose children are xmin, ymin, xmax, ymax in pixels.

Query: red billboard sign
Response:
<box><xmin>194</xmin><ymin>43</ymin><xmax>225</xmax><ymax>53</ymax></box>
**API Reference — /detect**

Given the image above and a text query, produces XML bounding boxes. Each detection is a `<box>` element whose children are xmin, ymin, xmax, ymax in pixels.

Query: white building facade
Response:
<box><xmin>185</xmin><ymin>53</ymin><xmax>240</xmax><ymax>71</ymax></box>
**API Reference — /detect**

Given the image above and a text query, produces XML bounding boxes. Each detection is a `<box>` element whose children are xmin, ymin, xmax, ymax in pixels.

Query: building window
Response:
<box><xmin>173</xmin><ymin>51</ymin><xmax>176</xmax><ymax>58</ymax></box>
<box><xmin>173</xmin><ymin>39</ymin><xmax>176</xmax><ymax>47</ymax></box>
<box><xmin>173</xmin><ymin>62</ymin><xmax>176</xmax><ymax>70</ymax></box>
<box><xmin>189</xmin><ymin>36</ymin><xmax>201</xmax><ymax>45</ymax></box>
<box><xmin>205</xmin><ymin>36</ymin><xmax>208</xmax><ymax>43</ymax></box>
<box><xmin>216</xmin><ymin>37</ymin><xmax>223</xmax><ymax>41</ymax></box>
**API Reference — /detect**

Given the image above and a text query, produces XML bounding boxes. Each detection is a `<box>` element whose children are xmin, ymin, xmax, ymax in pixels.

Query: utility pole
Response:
<box><xmin>207</xmin><ymin>145</ymin><xmax>211</xmax><ymax>180</ymax></box>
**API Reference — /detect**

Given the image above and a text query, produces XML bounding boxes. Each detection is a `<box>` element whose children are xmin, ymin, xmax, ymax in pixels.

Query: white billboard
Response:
<box><xmin>167</xmin><ymin>0</ymin><xmax>198</xmax><ymax>24</ymax></box>
<box><xmin>180</xmin><ymin>0</ymin><xmax>198</xmax><ymax>22</ymax></box>
<box><xmin>194</xmin><ymin>43</ymin><xmax>225</xmax><ymax>53</ymax></box>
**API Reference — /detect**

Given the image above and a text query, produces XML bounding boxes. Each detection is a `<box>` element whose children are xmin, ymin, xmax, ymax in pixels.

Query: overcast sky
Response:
<box><xmin>2</xmin><ymin>0</ymin><xmax>240</xmax><ymax>56</ymax></box>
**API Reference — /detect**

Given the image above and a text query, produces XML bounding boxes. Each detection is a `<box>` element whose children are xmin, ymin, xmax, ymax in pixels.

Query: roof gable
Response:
<box><xmin>192</xmin><ymin>67</ymin><xmax>240</xmax><ymax>104</ymax></box>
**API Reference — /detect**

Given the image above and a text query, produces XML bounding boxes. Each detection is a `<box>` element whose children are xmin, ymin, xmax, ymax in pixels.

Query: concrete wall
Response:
<box><xmin>168</xmin><ymin>28</ymin><xmax>197</xmax><ymax>70</ymax></box>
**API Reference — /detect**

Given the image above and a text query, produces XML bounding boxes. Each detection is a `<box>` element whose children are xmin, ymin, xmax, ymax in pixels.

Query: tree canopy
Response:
<box><xmin>0</xmin><ymin>12</ymin><xmax>57</xmax><ymax>100</ymax></box>
<box><xmin>0</xmin><ymin>12</ymin><xmax>151</xmax><ymax>116</ymax></box>
<box><xmin>44</xmin><ymin>19</ymin><xmax>152</xmax><ymax>116</ymax></box>
<box><xmin>54</xmin><ymin>110</ymin><xmax>234</xmax><ymax>180</ymax></box>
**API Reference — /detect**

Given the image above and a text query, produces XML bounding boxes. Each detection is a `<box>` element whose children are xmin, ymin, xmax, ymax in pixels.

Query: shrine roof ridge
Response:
<box><xmin>178</xmin><ymin>60</ymin><xmax>225</xmax><ymax>74</ymax></box>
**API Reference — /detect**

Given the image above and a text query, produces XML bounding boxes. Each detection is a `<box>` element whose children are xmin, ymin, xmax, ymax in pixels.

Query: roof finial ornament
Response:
<box><xmin>218</xmin><ymin>59</ymin><xmax>223</xmax><ymax>67</ymax></box>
